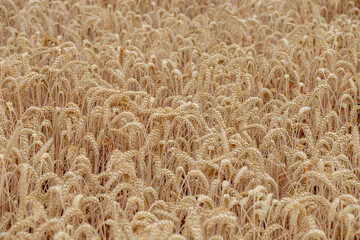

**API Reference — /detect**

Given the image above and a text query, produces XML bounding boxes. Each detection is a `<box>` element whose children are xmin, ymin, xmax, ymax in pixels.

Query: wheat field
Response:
<box><xmin>1</xmin><ymin>0</ymin><xmax>360</xmax><ymax>239</ymax></box>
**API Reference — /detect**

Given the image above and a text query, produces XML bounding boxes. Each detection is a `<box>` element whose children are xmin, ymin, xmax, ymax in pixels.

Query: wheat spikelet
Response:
<box><xmin>18</xmin><ymin>164</ymin><xmax>30</xmax><ymax>220</ymax></box>
<box><xmin>169</xmin><ymin>234</ymin><xmax>186</xmax><ymax>240</ymax></box>
<box><xmin>184</xmin><ymin>208</ymin><xmax>203</xmax><ymax>240</ymax></box>
<box><xmin>302</xmin><ymin>229</ymin><xmax>327</xmax><ymax>240</ymax></box>
<box><xmin>34</xmin><ymin>218</ymin><xmax>62</xmax><ymax>239</ymax></box>
<box><xmin>73</xmin><ymin>223</ymin><xmax>96</xmax><ymax>240</ymax></box>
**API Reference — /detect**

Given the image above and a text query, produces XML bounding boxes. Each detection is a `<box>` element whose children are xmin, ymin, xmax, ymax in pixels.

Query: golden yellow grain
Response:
<box><xmin>2</xmin><ymin>0</ymin><xmax>360</xmax><ymax>239</ymax></box>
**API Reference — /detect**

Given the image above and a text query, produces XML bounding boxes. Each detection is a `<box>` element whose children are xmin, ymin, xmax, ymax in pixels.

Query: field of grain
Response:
<box><xmin>1</xmin><ymin>0</ymin><xmax>360</xmax><ymax>239</ymax></box>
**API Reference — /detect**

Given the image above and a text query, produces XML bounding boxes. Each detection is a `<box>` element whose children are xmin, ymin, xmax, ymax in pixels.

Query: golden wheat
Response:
<box><xmin>1</xmin><ymin>0</ymin><xmax>360</xmax><ymax>239</ymax></box>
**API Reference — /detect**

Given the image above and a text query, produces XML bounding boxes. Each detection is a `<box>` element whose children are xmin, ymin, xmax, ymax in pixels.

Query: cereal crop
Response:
<box><xmin>1</xmin><ymin>0</ymin><xmax>360</xmax><ymax>239</ymax></box>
